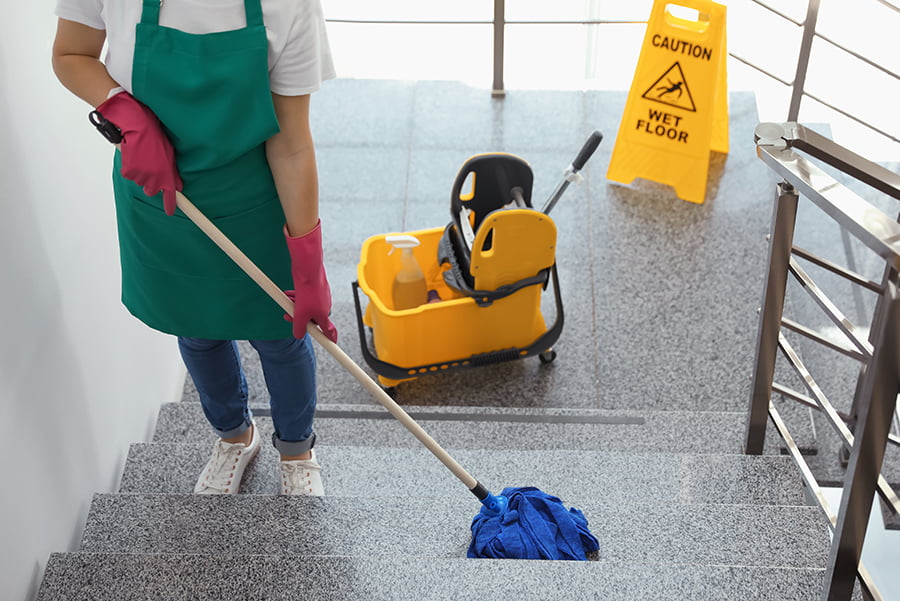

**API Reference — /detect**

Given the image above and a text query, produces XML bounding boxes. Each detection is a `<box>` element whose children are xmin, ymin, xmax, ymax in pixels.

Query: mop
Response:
<box><xmin>174</xmin><ymin>190</ymin><xmax>600</xmax><ymax>561</ymax></box>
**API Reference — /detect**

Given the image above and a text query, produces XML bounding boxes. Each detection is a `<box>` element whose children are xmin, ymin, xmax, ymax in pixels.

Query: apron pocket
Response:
<box><xmin>123</xmin><ymin>192</ymin><xmax>289</xmax><ymax>285</ymax></box>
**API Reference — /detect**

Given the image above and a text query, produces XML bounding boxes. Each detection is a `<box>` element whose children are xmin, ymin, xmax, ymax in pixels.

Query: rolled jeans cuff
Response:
<box><xmin>216</xmin><ymin>417</ymin><xmax>253</xmax><ymax>440</ymax></box>
<box><xmin>273</xmin><ymin>431</ymin><xmax>316</xmax><ymax>456</ymax></box>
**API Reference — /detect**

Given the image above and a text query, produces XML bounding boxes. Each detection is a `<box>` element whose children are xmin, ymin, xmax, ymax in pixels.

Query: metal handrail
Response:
<box><xmin>776</xmin><ymin>333</ymin><xmax>899</xmax><ymax>512</ymax></box>
<box><xmin>748</xmin><ymin>121</ymin><xmax>900</xmax><ymax>601</ymax></box>
<box><xmin>768</xmin><ymin>401</ymin><xmax>887</xmax><ymax>601</ymax></box>
<box><xmin>326</xmin><ymin>0</ymin><xmax>900</xmax><ymax>145</ymax></box>
<box><xmin>325</xmin><ymin>19</ymin><xmax>645</xmax><ymax>25</ymax></box>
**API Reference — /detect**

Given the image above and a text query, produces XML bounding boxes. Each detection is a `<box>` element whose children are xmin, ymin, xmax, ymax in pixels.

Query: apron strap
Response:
<box><xmin>244</xmin><ymin>0</ymin><xmax>265</xmax><ymax>28</ymax></box>
<box><xmin>139</xmin><ymin>0</ymin><xmax>264</xmax><ymax>29</ymax></box>
<box><xmin>139</xmin><ymin>0</ymin><xmax>161</xmax><ymax>25</ymax></box>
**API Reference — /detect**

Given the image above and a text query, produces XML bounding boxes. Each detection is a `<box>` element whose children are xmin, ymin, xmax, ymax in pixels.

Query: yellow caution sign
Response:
<box><xmin>606</xmin><ymin>0</ymin><xmax>728</xmax><ymax>204</ymax></box>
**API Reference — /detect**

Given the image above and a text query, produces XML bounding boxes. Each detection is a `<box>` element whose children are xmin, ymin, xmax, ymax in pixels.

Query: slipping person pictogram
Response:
<box><xmin>642</xmin><ymin>62</ymin><xmax>696</xmax><ymax>112</ymax></box>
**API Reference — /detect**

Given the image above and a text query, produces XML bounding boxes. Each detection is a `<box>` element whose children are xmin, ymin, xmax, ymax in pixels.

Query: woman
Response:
<box><xmin>51</xmin><ymin>0</ymin><xmax>338</xmax><ymax>496</ymax></box>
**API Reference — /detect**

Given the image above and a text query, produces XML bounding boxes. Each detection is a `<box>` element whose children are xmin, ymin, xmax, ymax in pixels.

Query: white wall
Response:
<box><xmin>0</xmin><ymin>6</ymin><xmax>185</xmax><ymax>601</ymax></box>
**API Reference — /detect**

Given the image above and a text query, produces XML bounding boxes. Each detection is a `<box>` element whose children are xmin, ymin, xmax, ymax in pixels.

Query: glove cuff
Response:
<box><xmin>284</xmin><ymin>220</ymin><xmax>324</xmax><ymax>262</ymax></box>
<box><xmin>95</xmin><ymin>90</ymin><xmax>135</xmax><ymax>118</ymax></box>
<box><xmin>284</xmin><ymin>219</ymin><xmax>322</xmax><ymax>242</ymax></box>
<box><xmin>284</xmin><ymin>219</ymin><xmax>325</xmax><ymax>282</ymax></box>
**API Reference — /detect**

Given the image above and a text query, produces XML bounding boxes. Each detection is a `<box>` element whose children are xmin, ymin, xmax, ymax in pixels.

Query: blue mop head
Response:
<box><xmin>467</xmin><ymin>487</ymin><xmax>600</xmax><ymax>560</ymax></box>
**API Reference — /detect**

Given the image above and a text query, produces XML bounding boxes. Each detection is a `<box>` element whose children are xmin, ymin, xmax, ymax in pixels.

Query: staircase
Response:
<box><xmin>36</xmin><ymin>380</ymin><xmax>837</xmax><ymax>599</ymax></box>
<box><xmin>31</xmin><ymin>84</ymin><xmax>874</xmax><ymax>599</ymax></box>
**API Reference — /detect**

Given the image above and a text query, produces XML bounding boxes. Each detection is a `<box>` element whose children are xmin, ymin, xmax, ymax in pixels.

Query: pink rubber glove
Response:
<box><xmin>94</xmin><ymin>91</ymin><xmax>182</xmax><ymax>215</ymax></box>
<box><xmin>284</xmin><ymin>221</ymin><xmax>338</xmax><ymax>343</ymax></box>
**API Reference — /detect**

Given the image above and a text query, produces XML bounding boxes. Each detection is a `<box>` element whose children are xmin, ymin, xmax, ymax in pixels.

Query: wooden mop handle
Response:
<box><xmin>174</xmin><ymin>191</ymin><xmax>479</xmax><ymax>490</ymax></box>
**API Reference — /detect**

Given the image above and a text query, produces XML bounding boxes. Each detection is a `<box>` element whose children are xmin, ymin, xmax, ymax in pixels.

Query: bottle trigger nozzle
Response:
<box><xmin>386</xmin><ymin>234</ymin><xmax>421</xmax><ymax>254</ymax></box>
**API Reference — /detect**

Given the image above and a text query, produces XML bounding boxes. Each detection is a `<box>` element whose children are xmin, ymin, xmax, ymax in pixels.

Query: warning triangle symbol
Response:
<box><xmin>642</xmin><ymin>62</ymin><xmax>696</xmax><ymax>112</ymax></box>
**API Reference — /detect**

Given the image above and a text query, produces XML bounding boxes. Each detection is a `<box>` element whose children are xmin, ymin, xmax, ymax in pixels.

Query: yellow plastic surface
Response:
<box><xmin>358</xmin><ymin>225</ymin><xmax>553</xmax><ymax>387</ymax></box>
<box><xmin>606</xmin><ymin>0</ymin><xmax>729</xmax><ymax>204</ymax></box>
<box><xmin>469</xmin><ymin>209</ymin><xmax>556</xmax><ymax>292</ymax></box>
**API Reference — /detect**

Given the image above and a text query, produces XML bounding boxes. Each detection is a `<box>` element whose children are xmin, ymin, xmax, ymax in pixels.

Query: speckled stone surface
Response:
<box><xmin>176</xmin><ymin>83</ymin><xmax>827</xmax><ymax>474</ymax></box>
<box><xmin>44</xmin><ymin>81</ymin><xmax>891</xmax><ymax>600</ymax></box>
<box><xmin>79</xmin><ymin>494</ymin><xmax>830</xmax><ymax>568</ymax></box>
<box><xmin>37</xmin><ymin>553</ymin><xmax>834</xmax><ymax>601</ymax></box>
<box><xmin>801</xmin><ymin>424</ymin><xmax>900</xmax><ymax>486</ymax></box>
<box><xmin>181</xmin><ymin>85</ymin><xmax>774</xmax><ymax>415</ymax></box>
<box><xmin>175</xmin><ymin>83</ymin><xmax>892</xmax><ymax>492</ymax></box>
<box><xmin>119</xmin><ymin>443</ymin><xmax>806</xmax><ymax>506</ymax></box>
<box><xmin>154</xmin><ymin>400</ymin><xmax>802</xmax><ymax>454</ymax></box>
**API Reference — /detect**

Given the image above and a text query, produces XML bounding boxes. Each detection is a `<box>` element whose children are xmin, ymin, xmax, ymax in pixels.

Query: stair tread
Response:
<box><xmin>120</xmin><ymin>442</ymin><xmax>806</xmax><ymax>505</ymax></box>
<box><xmin>263</xmin><ymin>401</ymin><xmax>747</xmax><ymax>416</ymax></box>
<box><xmin>80</xmin><ymin>493</ymin><xmax>830</xmax><ymax>568</ymax></box>
<box><xmin>38</xmin><ymin>552</ymin><xmax>831</xmax><ymax>601</ymax></box>
<box><xmin>154</xmin><ymin>401</ymin><xmax>798</xmax><ymax>454</ymax></box>
<box><xmin>798</xmin><ymin>410</ymin><xmax>900</xmax><ymax>486</ymax></box>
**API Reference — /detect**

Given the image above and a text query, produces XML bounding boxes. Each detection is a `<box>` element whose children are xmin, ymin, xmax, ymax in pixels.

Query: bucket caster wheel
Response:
<box><xmin>538</xmin><ymin>350</ymin><xmax>557</xmax><ymax>364</ymax></box>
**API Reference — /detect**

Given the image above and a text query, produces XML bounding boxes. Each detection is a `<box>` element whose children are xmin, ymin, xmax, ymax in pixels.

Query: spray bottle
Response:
<box><xmin>386</xmin><ymin>234</ymin><xmax>427</xmax><ymax>310</ymax></box>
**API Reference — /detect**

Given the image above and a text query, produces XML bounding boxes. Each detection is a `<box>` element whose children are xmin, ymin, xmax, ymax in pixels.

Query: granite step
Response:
<box><xmin>120</xmin><ymin>442</ymin><xmax>806</xmax><ymax>506</ymax></box>
<box><xmin>38</xmin><ymin>552</ymin><xmax>833</xmax><ymax>601</ymax></box>
<box><xmin>153</xmin><ymin>401</ymin><xmax>802</xmax><ymax>454</ymax></box>
<box><xmin>800</xmin><ymin>408</ymin><xmax>900</xmax><ymax>487</ymax></box>
<box><xmin>80</xmin><ymin>494</ymin><xmax>830</xmax><ymax>568</ymax></box>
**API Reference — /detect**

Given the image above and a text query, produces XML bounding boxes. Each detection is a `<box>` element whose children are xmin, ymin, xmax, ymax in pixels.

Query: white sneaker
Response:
<box><xmin>194</xmin><ymin>423</ymin><xmax>260</xmax><ymax>494</ymax></box>
<box><xmin>280</xmin><ymin>450</ymin><xmax>324</xmax><ymax>496</ymax></box>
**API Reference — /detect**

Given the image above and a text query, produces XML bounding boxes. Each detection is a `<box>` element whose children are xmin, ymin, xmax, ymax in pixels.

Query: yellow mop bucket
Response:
<box><xmin>352</xmin><ymin>132</ymin><xmax>602</xmax><ymax>388</ymax></box>
<box><xmin>353</xmin><ymin>225</ymin><xmax>562</xmax><ymax>388</ymax></box>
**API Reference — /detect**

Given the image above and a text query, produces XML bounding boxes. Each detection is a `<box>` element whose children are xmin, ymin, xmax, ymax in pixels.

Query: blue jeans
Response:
<box><xmin>177</xmin><ymin>336</ymin><xmax>317</xmax><ymax>456</ymax></box>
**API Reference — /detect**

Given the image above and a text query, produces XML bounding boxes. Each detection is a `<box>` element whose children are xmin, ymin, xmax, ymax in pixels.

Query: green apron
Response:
<box><xmin>112</xmin><ymin>0</ymin><xmax>294</xmax><ymax>340</ymax></box>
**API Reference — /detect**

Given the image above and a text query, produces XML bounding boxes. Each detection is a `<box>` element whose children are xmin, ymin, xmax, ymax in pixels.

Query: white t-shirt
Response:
<box><xmin>54</xmin><ymin>0</ymin><xmax>336</xmax><ymax>96</ymax></box>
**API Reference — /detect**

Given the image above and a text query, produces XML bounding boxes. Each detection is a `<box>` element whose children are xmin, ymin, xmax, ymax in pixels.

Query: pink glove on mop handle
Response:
<box><xmin>90</xmin><ymin>91</ymin><xmax>182</xmax><ymax>215</ymax></box>
<box><xmin>284</xmin><ymin>220</ymin><xmax>338</xmax><ymax>343</ymax></box>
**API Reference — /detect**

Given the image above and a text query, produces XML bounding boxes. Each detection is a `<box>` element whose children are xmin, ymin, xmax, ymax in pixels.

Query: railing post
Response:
<box><xmin>788</xmin><ymin>0</ymin><xmax>820</xmax><ymax>121</ymax></box>
<box><xmin>848</xmin><ymin>227</ymin><xmax>900</xmax><ymax>426</ymax></box>
<box><xmin>744</xmin><ymin>181</ymin><xmax>799</xmax><ymax>454</ymax></box>
<box><xmin>492</xmin><ymin>0</ymin><xmax>505</xmax><ymax>97</ymax></box>
<box><xmin>823</xmin><ymin>279</ymin><xmax>900</xmax><ymax>601</ymax></box>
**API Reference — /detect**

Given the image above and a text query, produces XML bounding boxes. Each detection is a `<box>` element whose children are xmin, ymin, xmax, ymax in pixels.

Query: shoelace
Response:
<box><xmin>281</xmin><ymin>461</ymin><xmax>318</xmax><ymax>495</ymax></box>
<box><xmin>199</xmin><ymin>440</ymin><xmax>247</xmax><ymax>493</ymax></box>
